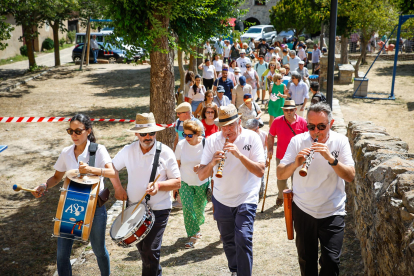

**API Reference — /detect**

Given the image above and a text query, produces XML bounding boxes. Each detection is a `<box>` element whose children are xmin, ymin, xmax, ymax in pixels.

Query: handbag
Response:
<box><xmin>253</xmin><ymin>103</ymin><xmax>264</xmax><ymax>128</ymax></box>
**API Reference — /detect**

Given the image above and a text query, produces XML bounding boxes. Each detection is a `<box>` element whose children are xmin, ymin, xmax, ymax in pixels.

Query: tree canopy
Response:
<box><xmin>0</xmin><ymin>15</ymin><xmax>14</xmax><ymax>51</ymax></box>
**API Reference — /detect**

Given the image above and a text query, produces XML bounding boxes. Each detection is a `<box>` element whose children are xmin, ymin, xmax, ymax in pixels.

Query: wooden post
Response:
<box><xmin>79</xmin><ymin>17</ymin><xmax>90</xmax><ymax>71</ymax></box>
<box><xmin>85</xmin><ymin>19</ymin><xmax>91</xmax><ymax>66</ymax></box>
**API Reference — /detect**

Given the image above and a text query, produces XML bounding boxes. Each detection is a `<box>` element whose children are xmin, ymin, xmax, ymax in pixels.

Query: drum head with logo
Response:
<box><xmin>110</xmin><ymin>203</ymin><xmax>146</xmax><ymax>240</ymax></box>
<box><xmin>66</xmin><ymin>169</ymin><xmax>100</xmax><ymax>185</ymax></box>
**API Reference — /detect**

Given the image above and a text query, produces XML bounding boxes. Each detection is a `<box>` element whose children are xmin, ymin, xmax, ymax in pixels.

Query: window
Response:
<box><xmin>254</xmin><ymin>0</ymin><xmax>266</xmax><ymax>6</ymax></box>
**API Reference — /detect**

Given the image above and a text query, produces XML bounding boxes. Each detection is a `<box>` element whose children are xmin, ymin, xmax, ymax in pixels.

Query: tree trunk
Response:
<box><xmin>354</xmin><ymin>43</ymin><xmax>366</xmax><ymax>78</ymax></box>
<box><xmin>178</xmin><ymin>49</ymin><xmax>185</xmax><ymax>92</ymax></box>
<box><xmin>149</xmin><ymin>13</ymin><xmax>176</xmax><ymax>148</ymax></box>
<box><xmin>51</xmin><ymin>21</ymin><xmax>61</xmax><ymax>66</ymax></box>
<box><xmin>188</xmin><ymin>46</ymin><xmax>197</xmax><ymax>74</ymax></box>
<box><xmin>26</xmin><ymin>37</ymin><xmax>36</xmax><ymax>68</ymax></box>
<box><xmin>320</xmin><ymin>23</ymin><xmax>324</xmax><ymax>48</ymax></box>
<box><xmin>196</xmin><ymin>46</ymin><xmax>203</xmax><ymax>67</ymax></box>
<box><xmin>340</xmin><ymin>35</ymin><xmax>348</xmax><ymax>64</ymax></box>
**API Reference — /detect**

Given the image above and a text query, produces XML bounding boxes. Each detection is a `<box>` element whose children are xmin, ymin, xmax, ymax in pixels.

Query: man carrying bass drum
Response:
<box><xmin>109</xmin><ymin>112</ymin><xmax>181</xmax><ymax>276</ymax></box>
<box><xmin>198</xmin><ymin>104</ymin><xmax>265</xmax><ymax>276</ymax></box>
<box><xmin>277</xmin><ymin>102</ymin><xmax>355</xmax><ymax>276</ymax></box>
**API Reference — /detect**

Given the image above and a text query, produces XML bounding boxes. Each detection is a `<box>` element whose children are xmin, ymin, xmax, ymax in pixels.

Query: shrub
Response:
<box><xmin>299</xmin><ymin>36</ymin><xmax>306</xmax><ymax>42</ymax></box>
<box><xmin>42</xmin><ymin>38</ymin><xmax>54</xmax><ymax>50</ymax></box>
<box><xmin>67</xmin><ymin>30</ymin><xmax>76</xmax><ymax>44</ymax></box>
<box><xmin>20</xmin><ymin>45</ymin><xmax>28</xmax><ymax>56</ymax></box>
<box><xmin>59</xmin><ymin>38</ymin><xmax>66</xmax><ymax>47</ymax></box>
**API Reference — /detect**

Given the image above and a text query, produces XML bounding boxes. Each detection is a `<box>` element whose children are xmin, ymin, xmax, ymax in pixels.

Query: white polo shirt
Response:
<box><xmin>112</xmin><ymin>141</ymin><xmax>181</xmax><ymax>210</ymax></box>
<box><xmin>281</xmin><ymin>130</ymin><xmax>355</xmax><ymax>219</ymax></box>
<box><xmin>202</xmin><ymin>65</ymin><xmax>215</xmax><ymax>79</ymax></box>
<box><xmin>200</xmin><ymin>129</ymin><xmax>265</xmax><ymax>207</ymax></box>
<box><xmin>54</xmin><ymin>140</ymin><xmax>111</xmax><ymax>192</ymax></box>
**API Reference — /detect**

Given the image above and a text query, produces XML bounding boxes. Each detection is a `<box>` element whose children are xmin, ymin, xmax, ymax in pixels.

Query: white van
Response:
<box><xmin>75</xmin><ymin>32</ymin><xmax>108</xmax><ymax>44</ymax></box>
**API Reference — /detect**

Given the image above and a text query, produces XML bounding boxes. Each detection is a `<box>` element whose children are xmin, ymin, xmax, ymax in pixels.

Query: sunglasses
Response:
<box><xmin>177</xmin><ymin>112</ymin><xmax>188</xmax><ymax>115</ymax></box>
<box><xmin>182</xmin><ymin>132</ymin><xmax>195</xmax><ymax>138</ymax></box>
<box><xmin>138</xmin><ymin>132</ymin><xmax>156</xmax><ymax>137</ymax></box>
<box><xmin>270</xmin><ymin>64</ymin><xmax>276</xmax><ymax>67</ymax></box>
<box><xmin>307</xmin><ymin>123</ymin><xmax>328</xmax><ymax>131</ymax></box>
<box><xmin>205</xmin><ymin>111</ymin><xmax>215</xmax><ymax>114</ymax></box>
<box><xmin>66</xmin><ymin>128</ymin><xmax>86</xmax><ymax>135</ymax></box>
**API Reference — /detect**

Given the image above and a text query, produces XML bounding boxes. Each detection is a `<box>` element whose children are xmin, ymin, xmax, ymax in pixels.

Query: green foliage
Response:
<box><xmin>269</xmin><ymin>0</ymin><xmax>321</xmax><ymax>36</ymax></box>
<box><xmin>299</xmin><ymin>36</ymin><xmax>305</xmax><ymax>42</ymax></box>
<box><xmin>67</xmin><ymin>30</ymin><xmax>76</xmax><ymax>43</ymax></box>
<box><xmin>42</xmin><ymin>38</ymin><xmax>54</xmax><ymax>50</ymax></box>
<box><xmin>59</xmin><ymin>38</ymin><xmax>66</xmax><ymax>47</ymax></box>
<box><xmin>0</xmin><ymin>15</ymin><xmax>14</xmax><ymax>51</ymax></box>
<box><xmin>20</xmin><ymin>45</ymin><xmax>28</xmax><ymax>56</ymax></box>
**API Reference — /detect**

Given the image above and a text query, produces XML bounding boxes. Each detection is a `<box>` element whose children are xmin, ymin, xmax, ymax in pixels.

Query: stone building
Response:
<box><xmin>239</xmin><ymin>0</ymin><xmax>278</xmax><ymax>27</ymax></box>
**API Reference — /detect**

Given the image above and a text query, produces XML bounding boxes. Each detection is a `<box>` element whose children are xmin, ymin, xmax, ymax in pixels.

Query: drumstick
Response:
<box><xmin>132</xmin><ymin>174</ymin><xmax>160</xmax><ymax>213</ymax></box>
<box><xmin>261</xmin><ymin>158</ymin><xmax>271</xmax><ymax>213</ymax></box>
<box><xmin>12</xmin><ymin>184</ymin><xmax>37</xmax><ymax>193</ymax></box>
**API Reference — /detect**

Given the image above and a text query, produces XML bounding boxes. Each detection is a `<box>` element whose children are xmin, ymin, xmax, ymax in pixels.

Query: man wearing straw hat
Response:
<box><xmin>267</xmin><ymin>100</ymin><xmax>307</xmax><ymax>207</ymax></box>
<box><xmin>110</xmin><ymin>112</ymin><xmax>181</xmax><ymax>276</ymax></box>
<box><xmin>198</xmin><ymin>105</ymin><xmax>266</xmax><ymax>276</ymax></box>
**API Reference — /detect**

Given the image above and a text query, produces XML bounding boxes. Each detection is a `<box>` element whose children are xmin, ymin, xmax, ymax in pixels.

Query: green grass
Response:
<box><xmin>0</xmin><ymin>54</ymin><xmax>29</xmax><ymax>66</ymax></box>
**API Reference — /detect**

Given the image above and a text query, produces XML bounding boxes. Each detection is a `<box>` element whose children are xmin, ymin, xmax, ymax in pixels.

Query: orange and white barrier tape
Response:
<box><xmin>0</xmin><ymin>117</ymin><xmax>176</xmax><ymax>128</ymax></box>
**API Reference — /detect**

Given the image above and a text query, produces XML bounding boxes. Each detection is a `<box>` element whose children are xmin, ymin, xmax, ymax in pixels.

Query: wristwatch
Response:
<box><xmin>328</xmin><ymin>158</ymin><xmax>338</xmax><ymax>166</ymax></box>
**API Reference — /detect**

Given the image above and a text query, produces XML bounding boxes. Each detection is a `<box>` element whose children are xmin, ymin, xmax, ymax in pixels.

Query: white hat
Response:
<box><xmin>214</xmin><ymin>104</ymin><xmax>241</xmax><ymax>127</ymax></box>
<box><xmin>239</xmin><ymin>49</ymin><xmax>246</xmax><ymax>54</ymax></box>
<box><xmin>298</xmin><ymin>61</ymin><xmax>305</xmax><ymax>65</ymax></box>
<box><xmin>234</xmin><ymin>67</ymin><xmax>241</xmax><ymax>73</ymax></box>
<box><xmin>129</xmin><ymin>113</ymin><xmax>165</xmax><ymax>133</ymax></box>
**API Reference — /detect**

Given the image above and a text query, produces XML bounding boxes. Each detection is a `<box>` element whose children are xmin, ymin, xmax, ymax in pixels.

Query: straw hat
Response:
<box><xmin>214</xmin><ymin>104</ymin><xmax>241</xmax><ymax>127</ymax></box>
<box><xmin>281</xmin><ymin>100</ymin><xmax>296</xmax><ymax>110</ymax></box>
<box><xmin>129</xmin><ymin>113</ymin><xmax>165</xmax><ymax>133</ymax></box>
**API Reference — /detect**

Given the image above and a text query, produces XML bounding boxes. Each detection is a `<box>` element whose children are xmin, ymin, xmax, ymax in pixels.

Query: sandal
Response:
<box><xmin>185</xmin><ymin>236</ymin><xmax>199</xmax><ymax>249</ymax></box>
<box><xmin>276</xmin><ymin>198</ymin><xmax>284</xmax><ymax>207</ymax></box>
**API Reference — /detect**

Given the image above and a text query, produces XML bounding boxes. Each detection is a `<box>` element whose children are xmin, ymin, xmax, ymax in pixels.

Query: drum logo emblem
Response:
<box><xmin>65</xmin><ymin>203</ymin><xmax>85</xmax><ymax>216</ymax></box>
<box><xmin>69</xmin><ymin>218</ymin><xmax>76</xmax><ymax>222</ymax></box>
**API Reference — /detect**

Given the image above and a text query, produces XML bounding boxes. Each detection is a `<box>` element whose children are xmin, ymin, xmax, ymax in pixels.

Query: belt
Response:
<box><xmin>295</xmin><ymin>103</ymin><xmax>304</xmax><ymax>106</ymax></box>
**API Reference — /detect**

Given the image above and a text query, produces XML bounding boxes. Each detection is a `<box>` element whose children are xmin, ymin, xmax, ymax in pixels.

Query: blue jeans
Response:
<box><xmin>212</xmin><ymin>196</ymin><xmax>257</xmax><ymax>276</ymax></box>
<box><xmin>93</xmin><ymin>49</ymin><xmax>99</xmax><ymax>63</ymax></box>
<box><xmin>57</xmin><ymin>205</ymin><xmax>110</xmax><ymax>276</ymax></box>
<box><xmin>191</xmin><ymin>100</ymin><xmax>202</xmax><ymax>114</ymax></box>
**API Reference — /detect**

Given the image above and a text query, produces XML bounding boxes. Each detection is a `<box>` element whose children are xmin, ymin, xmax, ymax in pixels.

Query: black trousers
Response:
<box><xmin>203</xmin><ymin>78</ymin><xmax>214</xmax><ymax>90</ymax></box>
<box><xmin>136</xmin><ymin>209</ymin><xmax>171</xmax><ymax>276</ymax></box>
<box><xmin>292</xmin><ymin>202</ymin><xmax>344</xmax><ymax>276</ymax></box>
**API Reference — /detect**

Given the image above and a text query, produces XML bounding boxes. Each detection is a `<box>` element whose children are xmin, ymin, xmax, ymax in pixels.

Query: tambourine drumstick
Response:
<box><xmin>121</xmin><ymin>199</ymin><xmax>125</xmax><ymax>224</ymax></box>
<box><xmin>12</xmin><ymin>184</ymin><xmax>37</xmax><ymax>193</ymax></box>
<box><xmin>261</xmin><ymin>158</ymin><xmax>271</xmax><ymax>213</ymax></box>
<box><xmin>132</xmin><ymin>174</ymin><xmax>161</xmax><ymax>213</ymax></box>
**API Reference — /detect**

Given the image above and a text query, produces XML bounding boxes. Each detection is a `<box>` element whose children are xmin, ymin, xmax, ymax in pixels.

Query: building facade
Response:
<box><xmin>239</xmin><ymin>0</ymin><xmax>278</xmax><ymax>27</ymax></box>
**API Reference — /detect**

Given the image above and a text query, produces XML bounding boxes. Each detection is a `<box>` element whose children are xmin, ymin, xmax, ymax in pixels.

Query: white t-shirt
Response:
<box><xmin>200</xmin><ymin>130</ymin><xmax>265</xmax><ymax>207</ymax></box>
<box><xmin>289</xmin><ymin>56</ymin><xmax>301</xmax><ymax>71</ymax></box>
<box><xmin>54</xmin><ymin>140</ymin><xmax>111</xmax><ymax>192</ymax></box>
<box><xmin>203</xmin><ymin>65</ymin><xmax>215</xmax><ymax>79</ymax></box>
<box><xmin>175</xmin><ymin>139</ymin><xmax>208</xmax><ymax>186</ymax></box>
<box><xmin>298</xmin><ymin>48</ymin><xmax>307</xmax><ymax>60</ymax></box>
<box><xmin>224</xmin><ymin>45</ymin><xmax>231</xmax><ymax>57</ymax></box>
<box><xmin>213</xmin><ymin>59</ymin><xmax>223</xmax><ymax>72</ymax></box>
<box><xmin>281</xmin><ymin>130</ymin><xmax>355</xmax><ymax>219</ymax></box>
<box><xmin>236</xmin><ymin>57</ymin><xmax>251</xmax><ymax>74</ymax></box>
<box><xmin>188</xmin><ymin>85</ymin><xmax>206</xmax><ymax>101</ymax></box>
<box><xmin>112</xmin><ymin>141</ymin><xmax>181</xmax><ymax>210</ymax></box>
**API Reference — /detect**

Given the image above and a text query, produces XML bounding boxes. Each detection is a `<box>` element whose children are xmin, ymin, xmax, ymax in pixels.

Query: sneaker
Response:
<box><xmin>262</xmin><ymin>100</ymin><xmax>265</xmax><ymax>105</ymax></box>
<box><xmin>172</xmin><ymin>201</ymin><xmax>183</xmax><ymax>209</ymax></box>
<box><xmin>255</xmin><ymin>97</ymin><xmax>260</xmax><ymax>102</ymax></box>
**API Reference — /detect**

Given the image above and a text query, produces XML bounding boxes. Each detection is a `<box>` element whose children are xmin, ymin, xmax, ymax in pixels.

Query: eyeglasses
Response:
<box><xmin>138</xmin><ymin>132</ymin><xmax>156</xmax><ymax>137</ymax></box>
<box><xmin>246</xmin><ymin>66</ymin><xmax>251</xmax><ymax>68</ymax></box>
<box><xmin>66</xmin><ymin>128</ymin><xmax>86</xmax><ymax>135</ymax></box>
<box><xmin>182</xmin><ymin>132</ymin><xmax>195</xmax><ymax>138</ymax></box>
<box><xmin>177</xmin><ymin>112</ymin><xmax>188</xmax><ymax>115</ymax></box>
<box><xmin>205</xmin><ymin>111</ymin><xmax>215</xmax><ymax>114</ymax></box>
<box><xmin>307</xmin><ymin>123</ymin><xmax>328</xmax><ymax>131</ymax></box>
<box><xmin>270</xmin><ymin>64</ymin><xmax>276</xmax><ymax>67</ymax></box>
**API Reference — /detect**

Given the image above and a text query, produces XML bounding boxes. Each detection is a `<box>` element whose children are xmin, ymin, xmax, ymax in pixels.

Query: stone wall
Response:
<box><xmin>346</xmin><ymin>121</ymin><xmax>414</xmax><ymax>276</ymax></box>
<box><xmin>239</xmin><ymin>0</ymin><xmax>278</xmax><ymax>26</ymax></box>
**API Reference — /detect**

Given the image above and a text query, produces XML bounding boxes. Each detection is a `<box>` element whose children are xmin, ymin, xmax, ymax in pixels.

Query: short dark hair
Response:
<box><xmin>310</xmin><ymin>82</ymin><xmax>319</xmax><ymax>92</ymax></box>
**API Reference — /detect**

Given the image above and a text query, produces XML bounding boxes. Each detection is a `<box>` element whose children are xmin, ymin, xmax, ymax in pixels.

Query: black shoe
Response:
<box><xmin>255</xmin><ymin>97</ymin><xmax>260</xmax><ymax>102</ymax></box>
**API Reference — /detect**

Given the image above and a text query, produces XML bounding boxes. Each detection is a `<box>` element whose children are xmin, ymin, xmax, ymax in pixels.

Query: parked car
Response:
<box><xmin>240</xmin><ymin>25</ymin><xmax>277</xmax><ymax>44</ymax></box>
<box><xmin>72</xmin><ymin>43</ymin><xmax>132</xmax><ymax>63</ymax></box>
<box><xmin>275</xmin><ymin>30</ymin><xmax>295</xmax><ymax>42</ymax></box>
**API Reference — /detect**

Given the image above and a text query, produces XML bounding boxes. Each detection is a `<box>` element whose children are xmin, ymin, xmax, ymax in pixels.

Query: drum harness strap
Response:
<box><xmin>146</xmin><ymin>141</ymin><xmax>162</xmax><ymax>203</ymax></box>
<box><xmin>70</xmin><ymin>142</ymin><xmax>98</xmax><ymax>234</ymax></box>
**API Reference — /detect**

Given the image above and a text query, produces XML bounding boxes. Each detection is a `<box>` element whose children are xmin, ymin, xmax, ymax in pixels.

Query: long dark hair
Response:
<box><xmin>70</xmin><ymin>114</ymin><xmax>96</xmax><ymax>143</ymax></box>
<box><xmin>192</xmin><ymin>75</ymin><xmax>201</xmax><ymax>94</ymax></box>
<box><xmin>185</xmin><ymin>71</ymin><xmax>195</xmax><ymax>84</ymax></box>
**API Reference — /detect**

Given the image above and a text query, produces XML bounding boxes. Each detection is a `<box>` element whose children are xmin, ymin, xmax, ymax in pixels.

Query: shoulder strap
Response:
<box><xmin>253</xmin><ymin>102</ymin><xmax>258</xmax><ymax>114</ymax></box>
<box><xmin>176</xmin><ymin>120</ymin><xmax>181</xmax><ymax>131</ymax></box>
<box><xmin>284</xmin><ymin>116</ymin><xmax>297</xmax><ymax>136</ymax></box>
<box><xmin>150</xmin><ymin>141</ymin><xmax>162</xmax><ymax>183</ymax></box>
<box><xmin>88</xmin><ymin>142</ymin><xmax>98</xmax><ymax>167</ymax></box>
<box><xmin>202</xmin><ymin>137</ymin><xmax>205</xmax><ymax>148</ymax></box>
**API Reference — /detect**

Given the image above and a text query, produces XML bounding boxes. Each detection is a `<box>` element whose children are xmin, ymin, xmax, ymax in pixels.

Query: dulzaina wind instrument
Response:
<box><xmin>299</xmin><ymin>136</ymin><xmax>318</xmax><ymax>177</ymax></box>
<box><xmin>215</xmin><ymin>136</ymin><xmax>229</xmax><ymax>178</ymax></box>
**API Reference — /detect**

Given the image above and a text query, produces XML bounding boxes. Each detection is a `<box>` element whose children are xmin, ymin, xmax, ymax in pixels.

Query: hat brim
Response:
<box><xmin>281</xmin><ymin>106</ymin><xmax>296</xmax><ymax>110</ymax></box>
<box><xmin>128</xmin><ymin>125</ymin><xmax>165</xmax><ymax>133</ymax></box>
<box><xmin>214</xmin><ymin>114</ymin><xmax>241</xmax><ymax>127</ymax></box>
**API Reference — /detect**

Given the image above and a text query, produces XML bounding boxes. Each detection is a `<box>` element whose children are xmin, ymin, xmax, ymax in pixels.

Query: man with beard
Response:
<box><xmin>110</xmin><ymin>112</ymin><xmax>181</xmax><ymax>276</ymax></box>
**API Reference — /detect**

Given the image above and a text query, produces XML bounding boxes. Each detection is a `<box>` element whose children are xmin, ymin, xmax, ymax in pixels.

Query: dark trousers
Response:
<box><xmin>212</xmin><ymin>196</ymin><xmax>256</xmax><ymax>276</ymax></box>
<box><xmin>136</xmin><ymin>209</ymin><xmax>171</xmax><ymax>276</ymax></box>
<box><xmin>203</xmin><ymin>78</ymin><xmax>214</xmax><ymax>90</ymax></box>
<box><xmin>223</xmin><ymin>57</ymin><xmax>230</xmax><ymax>64</ymax></box>
<box><xmin>293</xmin><ymin>202</ymin><xmax>344</xmax><ymax>276</ymax></box>
<box><xmin>312</xmin><ymin>62</ymin><xmax>319</xmax><ymax>74</ymax></box>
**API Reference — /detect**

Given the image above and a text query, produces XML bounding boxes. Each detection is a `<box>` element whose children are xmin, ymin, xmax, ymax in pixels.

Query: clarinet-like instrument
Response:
<box><xmin>299</xmin><ymin>137</ymin><xmax>318</xmax><ymax>177</ymax></box>
<box><xmin>215</xmin><ymin>136</ymin><xmax>229</xmax><ymax>178</ymax></box>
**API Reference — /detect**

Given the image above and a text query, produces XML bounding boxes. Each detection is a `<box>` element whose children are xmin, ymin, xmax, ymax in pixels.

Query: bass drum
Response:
<box><xmin>110</xmin><ymin>202</ymin><xmax>154</xmax><ymax>247</ymax></box>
